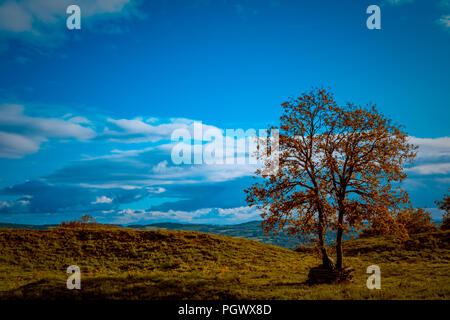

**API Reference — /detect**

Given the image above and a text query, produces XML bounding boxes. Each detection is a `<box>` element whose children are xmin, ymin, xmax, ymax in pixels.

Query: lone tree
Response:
<box><xmin>245</xmin><ymin>88</ymin><xmax>417</xmax><ymax>271</ymax></box>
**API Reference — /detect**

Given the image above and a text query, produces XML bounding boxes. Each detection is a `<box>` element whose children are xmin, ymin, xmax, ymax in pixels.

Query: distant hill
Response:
<box><xmin>0</xmin><ymin>225</ymin><xmax>448</xmax><ymax>299</ymax></box>
<box><xmin>0</xmin><ymin>219</ymin><xmax>443</xmax><ymax>249</ymax></box>
<box><xmin>0</xmin><ymin>222</ymin><xmax>57</xmax><ymax>230</ymax></box>
<box><xmin>0</xmin><ymin>220</ymin><xmax>304</xmax><ymax>248</ymax></box>
<box><xmin>128</xmin><ymin>221</ymin><xmax>304</xmax><ymax>249</ymax></box>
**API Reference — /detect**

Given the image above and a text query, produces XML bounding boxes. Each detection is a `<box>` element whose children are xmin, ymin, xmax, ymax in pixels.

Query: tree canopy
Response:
<box><xmin>245</xmin><ymin>88</ymin><xmax>417</xmax><ymax>269</ymax></box>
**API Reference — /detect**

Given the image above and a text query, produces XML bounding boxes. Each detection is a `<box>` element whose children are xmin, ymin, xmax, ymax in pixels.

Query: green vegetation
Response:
<box><xmin>0</xmin><ymin>220</ymin><xmax>342</xmax><ymax>249</ymax></box>
<box><xmin>128</xmin><ymin>221</ymin><xmax>306</xmax><ymax>249</ymax></box>
<box><xmin>361</xmin><ymin>207</ymin><xmax>439</xmax><ymax>238</ymax></box>
<box><xmin>436</xmin><ymin>191</ymin><xmax>450</xmax><ymax>231</ymax></box>
<box><xmin>0</xmin><ymin>225</ymin><xmax>449</xmax><ymax>300</ymax></box>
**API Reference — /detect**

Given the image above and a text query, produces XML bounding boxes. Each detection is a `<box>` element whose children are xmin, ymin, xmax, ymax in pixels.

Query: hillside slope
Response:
<box><xmin>128</xmin><ymin>221</ymin><xmax>302</xmax><ymax>248</ymax></box>
<box><xmin>0</xmin><ymin>226</ymin><xmax>449</xmax><ymax>300</ymax></box>
<box><xmin>0</xmin><ymin>220</ymin><xmax>333</xmax><ymax>248</ymax></box>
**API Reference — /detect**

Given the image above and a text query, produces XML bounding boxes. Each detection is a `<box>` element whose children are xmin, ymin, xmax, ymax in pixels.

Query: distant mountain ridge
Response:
<box><xmin>0</xmin><ymin>220</ymin><xmax>302</xmax><ymax>248</ymax></box>
<box><xmin>0</xmin><ymin>222</ymin><xmax>57</xmax><ymax>230</ymax></box>
<box><xmin>127</xmin><ymin>221</ymin><xmax>302</xmax><ymax>249</ymax></box>
<box><xmin>1</xmin><ymin>219</ymin><xmax>443</xmax><ymax>249</ymax></box>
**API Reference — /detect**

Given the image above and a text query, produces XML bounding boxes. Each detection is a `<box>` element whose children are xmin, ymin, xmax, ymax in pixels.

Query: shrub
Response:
<box><xmin>397</xmin><ymin>208</ymin><xmax>438</xmax><ymax>235</ymax></box>
<box><xmin>361</xmin><ymin>208</ymin><xmax>437</xmax><ymax>238</ymax></box>
<box><xmin>59</xmin><ymin>214</ymin><xmax>97</xmax><ymax>228</ymax></box>
<box><xmin>435</xmin><ymin>192</ymin><xmax>450</xmax><ymax>231</ymax></box>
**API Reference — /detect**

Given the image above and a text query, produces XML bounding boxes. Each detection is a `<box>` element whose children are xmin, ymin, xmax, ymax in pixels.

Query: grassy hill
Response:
<box><xmin>0</xmin><ymin>220</ymin><xmax>331</xmax><ymax>249</ymax></box>
<box><xmin>0</xmin><ymin>222</ymin><xmax>58</xmax><ymax>230</ymax></box>
<box><xmin>128</xmin><ymin>221</ymin><xmax>304</xmax><ymax>248</ymax></box>
<box><xmin>0</xmin><ymin>225</ymin><xmax>449</xmax><ymax>300</ymax></box>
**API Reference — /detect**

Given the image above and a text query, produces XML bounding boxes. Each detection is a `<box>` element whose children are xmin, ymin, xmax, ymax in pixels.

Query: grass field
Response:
<box><xmin>0</xmin><ymin>225</ymin><xmax>449</xmax><ymax>300</ymax></box>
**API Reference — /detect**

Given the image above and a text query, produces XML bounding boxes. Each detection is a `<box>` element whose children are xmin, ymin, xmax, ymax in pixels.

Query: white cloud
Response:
<box><xmin>0</xmin><ymin>0</ymin><xmax>143</xmax><ymax>47</ymax></box>
<box><xmin>437</xmin><ymin>0</ymin><xmax>450</xmax><ymax>29</ymax></box>
<box><xmin>0</xmin><ymin>104</ymin><xmax>96</xmax><ymax>158</ymax></box>
<box><xmin>217</xmin><ymin>206</ymin><xmax>261</xmax><ymax>221</ymax></box>
<box><xmin>152</xmin><ymin>160</ymin><xmax>168</xmax><ymax>173</ymax></box>
<box><xmin>438</xmin><ymin>15</ymin><xmax>450</xmax><ymax>28</ymax></box>
<box><xmin>146</xmin><ymin>117</ymin><xmax>158</xmax><ymax>123</ymax></box>
<box><xmin>405</xmin><ymin>137</ymin><xmax>450</xmax><ymax>176</ymax></box>
<box><xmin>68</xmin><ymin>116</ymin><xmax>91</xmax><ymax>125</ymax></box>
<box><xmin>92</xmin><ymin>134</ymin><xmax>450</xmax><ymax>184</ymax></box>
<box><xmin>97</xmin><ymin>140</ymin><xmax>257</xmax><ymax>185</ymax></box>
<box><xmin>408</xmin><ymin>136</ymin><xmax>450</xmax><ymax>159</ymax></box>
<box><xmin>0</xmin><ymin>1</ymin><xmax>33</xmax><ymax>32</ymax></box>
<box><xmin>427</xmin><ymin>207</ymin><xmax>446</xmax><ymax>220</ymax></box>
<box><xmin>0</xmin><ymin>131</ymin><xmax>41</xmax><ymax>158</ymax></box>
<box><xmin>79</xmin><ymin>183</ymin><xmax>143</xmax><ymax>190</ymax></box>
<box><xmin>3</xmin><ymin>102</ymin><xmax>449</xmax><ymax>185</ymax></box>
<box><xmin>104</xmin><ymin>117</ymin><xmax>223</xmax><ymax>143</ymax></box>
<box><xmin>0</xmin><ymin>104</ymin><xmax>96</xmax><ymax>140</ymax></box>
<box><xmin>105</xmin><ymin>117</ymin><xmax>192</xmax><ymax>143</ymax></box>
<box><xmin>110</xmin><ymin>206</ymin><xmax>260</xmax><ymax>225</ymax></box>
<box><xmin>407</xmin><ymin>163</ymin><xmax>450</xmax><ymax>175</ymax></box>
<box><xmin>383</xmin><ymin>0</ymin><xmax>414</xmax><ymax>5</ymax></box>
<box><xmin>92</xmin><ymin>195</ymin><xmax>113</xmax><ymax>204</ymax></box>
<box><xmin>0</xmin><ymin>196</ymin><xmax>31</xmax><ymax>213</ymax></box>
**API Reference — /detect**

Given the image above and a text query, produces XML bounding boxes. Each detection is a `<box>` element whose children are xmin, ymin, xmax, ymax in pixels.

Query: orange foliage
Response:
<box><xmin>59</xmin><ymin>214</ymin><xmax>98</xmax><ymax>228</ymax></box>
<box><xmin>245</xmin><ymin>88</ymin><xmax>417</xmax><ymax>269</ymax></box>
<box><xmin>436</xmin><ymin>191</ymin><xmax>450</xmax><ymax>230</ymax></box>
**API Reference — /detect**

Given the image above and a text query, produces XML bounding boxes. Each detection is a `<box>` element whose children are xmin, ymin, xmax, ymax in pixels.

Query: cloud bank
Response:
<box><xmin>0</xmin><ymin>0</ymin><xmax>144</xmax><ymax>49</ymax></box>
<box><xmin>0</xmin><ymin>104</ymin><xmax>95</xmax><ymax>158</ymax></box>
<box><xmin>0</xmin><ymin>103</ymin><xmax>448</xmax><ymax>224</ymax></box>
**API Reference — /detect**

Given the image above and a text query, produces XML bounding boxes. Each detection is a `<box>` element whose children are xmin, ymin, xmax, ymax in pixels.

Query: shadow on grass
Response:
<box><xmin>1</xmin><ymin>276</ymin><xmax>243</xmax><ymax>300</ymax></box>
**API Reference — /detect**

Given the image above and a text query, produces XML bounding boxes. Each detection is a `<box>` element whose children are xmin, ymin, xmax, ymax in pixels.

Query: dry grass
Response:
<box><xmin>0</xmin><ymin>225</ymin><xmax>449</xmax><ymax>300</ymax></box>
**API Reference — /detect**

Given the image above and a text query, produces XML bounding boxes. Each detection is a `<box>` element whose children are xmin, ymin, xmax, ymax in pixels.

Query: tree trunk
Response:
<box><xmin>335</xmin><ymin>228</ymin><xmax>343</xmax><ymax>269</ymax></box>
<box><xmin>318</xmin><ymin>216</ymin><xmax>335</xmax><ymax>270</ymax></box>
<box><xmin>335</xmin><ymin>209</ymin><xmax>344</xmax><ymax>269</ymax></box>
<box><xmin>320</xmin><ymin>246</ymin><xmax>336</xmax><ymax>270</ymax></box>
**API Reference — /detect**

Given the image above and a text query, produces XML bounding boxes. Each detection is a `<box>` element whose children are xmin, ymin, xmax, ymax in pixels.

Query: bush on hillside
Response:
<box><xmin>361</xmin><ymin>208</ymin><xmax>437</xmax><ymax>238</ymax></box>
<box><xmin>397</xmin><ymin>208</ymin><xmax>438</xmax><ymax>235</ymax></box>
<box><xmin>59</xmin><ymin>214</ymin><xmax>97</xmax><ymax>228</ymax></box>
<box><xmin>436</xmin><ymin>192</ymin><xmax>450</xmax><ymax>231</ymax></box>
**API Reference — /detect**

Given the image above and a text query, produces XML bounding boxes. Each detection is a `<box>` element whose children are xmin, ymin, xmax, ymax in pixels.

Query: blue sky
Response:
<box><xmin>0</xmin><ymin>0</ymin><xmax>449</xmax><ymax>225</ymax></box>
